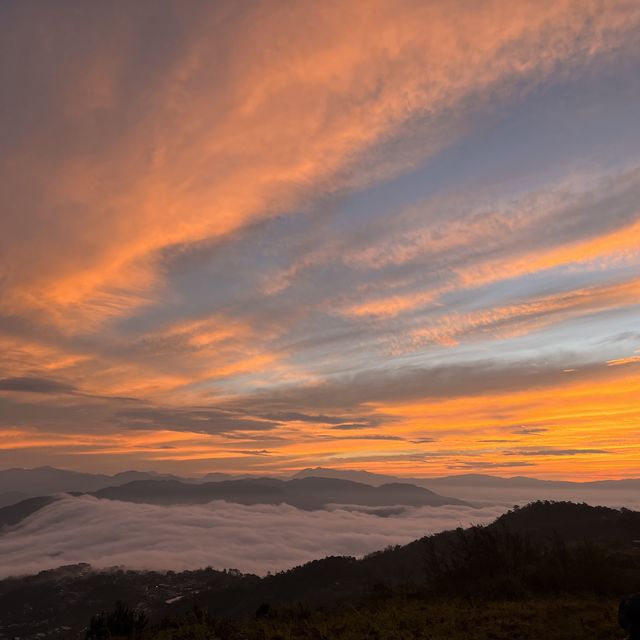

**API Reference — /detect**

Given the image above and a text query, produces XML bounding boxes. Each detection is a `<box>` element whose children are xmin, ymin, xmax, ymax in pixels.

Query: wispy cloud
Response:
<box><xmin>1</xmin><ymin>1</ymin><xmax>640</xmax><ymax>479</ymax></box>
<box><xmin>504</xmin><ymin>447</ymin><xmax>611</xmax><ymax>457</ymax></box>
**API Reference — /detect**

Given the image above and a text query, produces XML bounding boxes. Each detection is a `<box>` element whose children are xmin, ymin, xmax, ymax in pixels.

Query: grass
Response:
<box><xmin>243</xmin><ymin>595</ymin><xmax>624</xmax><ymax>640</ymax></box>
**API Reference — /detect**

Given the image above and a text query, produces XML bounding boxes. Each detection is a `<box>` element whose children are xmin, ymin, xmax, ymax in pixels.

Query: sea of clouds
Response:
<box><xmin>0</xmin><ymin>495</ymin><xmax>507</xmax><ymax>578</ymax></box>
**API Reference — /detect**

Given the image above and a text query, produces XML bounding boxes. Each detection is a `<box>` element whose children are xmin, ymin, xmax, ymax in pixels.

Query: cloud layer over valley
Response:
<box><xmin>0</xmin><ymin>495</ymin><xmax>505</xmax><ymax>578</ymax></box>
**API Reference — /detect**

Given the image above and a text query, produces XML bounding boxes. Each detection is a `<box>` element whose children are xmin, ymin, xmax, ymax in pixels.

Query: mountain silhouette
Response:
<box><xmin>293</xmin><ymin>467</ymin><xmax>640</xmax><ymax>507</ymax></box>
<box><xmin>0</xmin><ymin>466</ymin><xmax>185</xmax><ymax>506</ymax></box>
<box><xmin>92</xmin><ymin>476</ymin><xmax>467</xmax><ymax>510</ymax></box>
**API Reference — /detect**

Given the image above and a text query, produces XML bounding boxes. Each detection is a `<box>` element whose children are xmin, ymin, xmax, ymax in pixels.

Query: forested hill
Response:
<box><xmin>180</xmin><ymin>500</ymin><xmax>640</xmax><ymax>617</ymax></box>
<box><xmin>491</xmin><ymin>500</ymin><xmax>640</xmax><ymax>542</ymax></box>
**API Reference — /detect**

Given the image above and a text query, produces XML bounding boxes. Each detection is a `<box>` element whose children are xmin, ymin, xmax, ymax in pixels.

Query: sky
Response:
<box><xmin>1</xmin><ymin>0</ymin><xmax>640</xmax><ymax>480</ymax></box>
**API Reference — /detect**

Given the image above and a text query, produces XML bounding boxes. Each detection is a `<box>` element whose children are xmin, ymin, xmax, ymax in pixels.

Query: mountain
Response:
<box><xmin>92</xmin><ymin>476</ymin><xmax>467</xmax><ymax>510</ymax></box>
<box><xmin>294</xmin><ymin>467</ymin><xmax>395</xmax><ymax>485</ymax></box>
<box><xmin>294</xmin><ymin>467</ymin><xmax>405</xmax><ymax>485</ymax></box>
<box><xmin>0</xmin><ymin>467</ymin><xmax>188</xmax><ymax>508</ymax></box>
<box><xmin>426</xmin><ymin>473</ymin><xmax>640</xmax><ymax>489</ymax></box>
<box><xmin>0</xmin><ymin>496</ymin><xmax>57</xmax><ymax>529</ymax></box>
<box><xmin>200</xmin><ymin>472</ymin><xmax>284</xmax><ymax>482</ymax></box>
<box><xmin>0</xmin><ymin>475</ymin><xmax>466</xmax><ymax>532</ymax></box>
<box><xmin>294</xmin><ymin>467</ymin><xmax>640</xmax><ymax>489</ymax></box>
<box><xmin>4</xmin><ymin>466</ymin><xmax>638</xmax><ymax>513</ymax></box>
<box><xmin>293</xmin><ymin>467</ymin><xmax>640</xmax><ymax>508</ymax></box>
<box><xmin>490</xmin><ymin>500</ymin><xmax>640</xmax><ymax>542</ymax></box>
<box><xmin>419</xmin><ymin>474</ymin><xmax>640</xmax><ymax>508</ymax></box>
<box><xmin>201</xmin><ymin>472</ymin><xmax>239</xmax><ymax>481</ymax></box>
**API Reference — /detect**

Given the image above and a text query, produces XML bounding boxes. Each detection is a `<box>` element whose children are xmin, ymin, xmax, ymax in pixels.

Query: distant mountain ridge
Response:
<box><xmin>2</xmin><ymin>466</ymin><xmax>639</xmax><ymax>513</ymax></box>
<box><xmin>293</xmin><ymin>467</ymin><xmax>640</xmax><ymax>488</ymax></box>
<box><xmin>0</xmin><ymin>496</ymin><xmax>58</xmax><ymax>529</ymax></box>
<box><xmin>0</xmin><ymin>467</ymin><xmax>281</xmax><ymax>508</ymax></box>
<box><xmin>92</xmin><ymin>476</ymin><xmax>467</xmax><ymax>510</ymax></box>
<box><xmin>293</xmin><ymin>467</ymin><xmax>640</xmax><ymax>508</ymax></box>
<box><xmin>0</xmin><ymin>466</ymin><xmax>185</xmax><ymax>507</ymax></box>
<box><xmin>0</xmin><ymin>476</ymin><xmax>467</xmax><ymax>530</ymax></box>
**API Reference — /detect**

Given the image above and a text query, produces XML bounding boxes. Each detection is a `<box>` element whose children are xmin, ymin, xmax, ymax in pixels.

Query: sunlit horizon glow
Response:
<box><xmin>1</xmin><ymin>0</ymin><xmax>640</xmax><ymax>481</ymax></box>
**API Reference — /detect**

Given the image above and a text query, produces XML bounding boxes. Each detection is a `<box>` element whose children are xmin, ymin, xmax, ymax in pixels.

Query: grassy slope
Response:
<box><xmin>154</xmin><ymin>593</ymin><xmax>623</xmax><ymax>640</ymax></box>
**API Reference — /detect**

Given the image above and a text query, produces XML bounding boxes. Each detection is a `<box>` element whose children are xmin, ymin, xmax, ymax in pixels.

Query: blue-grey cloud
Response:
<box><xmin>0</xmin><ymin>377</ymin><xmax>76</xmax><ymax>394</ymax></box>
<box><xmin>114</xmin><ymin>408</ymin><xmax>278</xmax><ymax>434</ymax></box>
<box><xmin>505</xmin><ymin>448</ymin><xmax>611</xmax><ymax>457</ymax></box>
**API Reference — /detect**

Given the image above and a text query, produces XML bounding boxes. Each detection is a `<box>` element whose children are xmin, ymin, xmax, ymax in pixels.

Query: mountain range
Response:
<box><xmin>2</xmin><ymin>465</ymin><xmax>639</xmax><ymax>512</ymax></box>
<box><xmin>0</xmin><ymin>467</ymin><xmax>183</xmax><ymax>508</ymax></box>
<box><xmin>293</xmin><ymin>467</ymin><xmax>640</xmax><ymax>507</ymax></box>
<box><xmin>0</xmin><ymin>476</ymin><xmax>466</xmax><ymax>530</ymax></box>
<box><xmin>92</xmin><ymin>476</ymin><xmax>467</xmax><ymax>510</ymax></box>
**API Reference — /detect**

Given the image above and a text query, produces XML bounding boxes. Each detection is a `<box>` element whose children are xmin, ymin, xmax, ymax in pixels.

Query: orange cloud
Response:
<box><xmin>2</xmin><ymin>1</ymin><xmax>640</xmax><ymax>480</ymax></box>
<box><xmin>330</xmin><ymin>173</ymin><xmax>640</xmax><ymax>325</ymax></box>
<box><xmin>607</xmin><ymin>351</ymin><xmax>640</xmax><ymax>366</ymax></box>
<box><xmin>365</xmin><ymin>364</ymin><xmax>640</xmax><ymax>479</ymax></box>
<box><xmin>3</xmin><ymin>0</ymin><xmax>637</xmax><ymax>331</ymax></box>
<box><xmin>342</xmin><ymin>291</ymin><xmax>437</xmax><ymax>319</ymax></box>
<box><xmin>456</xmin><ymin>215</ymin><xmax>640</xmax><ymax>290</ymax></box>
<box><xmin>409</xmin><ymin>276</ymin><xmax>640</xmax><ymax>348</ymax></box>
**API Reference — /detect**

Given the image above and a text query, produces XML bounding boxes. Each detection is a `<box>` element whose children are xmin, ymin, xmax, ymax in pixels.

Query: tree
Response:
<box><xmin>86</xmin><ymin>601</ymin><xmax>148</xmax><ymax>639</ymax></box>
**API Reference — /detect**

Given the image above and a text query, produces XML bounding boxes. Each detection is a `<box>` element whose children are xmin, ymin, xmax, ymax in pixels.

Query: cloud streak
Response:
<box><xmin>0</xmin><ymin>377</ymin><xmax>76</xmax><ymax>395</ymax></box>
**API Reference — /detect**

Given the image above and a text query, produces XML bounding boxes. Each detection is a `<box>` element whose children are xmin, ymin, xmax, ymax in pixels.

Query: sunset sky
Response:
<box><xmin>1</xmin><ymin>0</ymin><xmax>640</xmax><ymax>480</ymax></box>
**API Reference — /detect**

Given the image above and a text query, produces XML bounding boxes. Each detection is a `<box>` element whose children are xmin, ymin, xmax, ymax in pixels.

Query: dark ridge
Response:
<box><xmin>92</xmin><ymin>476</ymin><xmax>467</xmax><ymax>510</ymax></box>
<box><xmin>491</xmin><ymin>499</ymin><xmax>640</xmax><ymax>543</ymax></box>
<box><xmin>0</xmin><ymin>495</ymin><xmax>57</xmax><ymax>530</ymax></box>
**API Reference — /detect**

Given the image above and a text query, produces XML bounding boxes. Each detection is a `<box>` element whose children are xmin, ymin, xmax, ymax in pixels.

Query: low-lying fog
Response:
<box><xmin>422</xmin><ymin>484</ymin><xmax>640</xmax><ymax>510</ymax></box>
<box><xmin>0</xmin><ymin>495</ymin><xmax>506</xmax><ymax>578</ymax></box>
